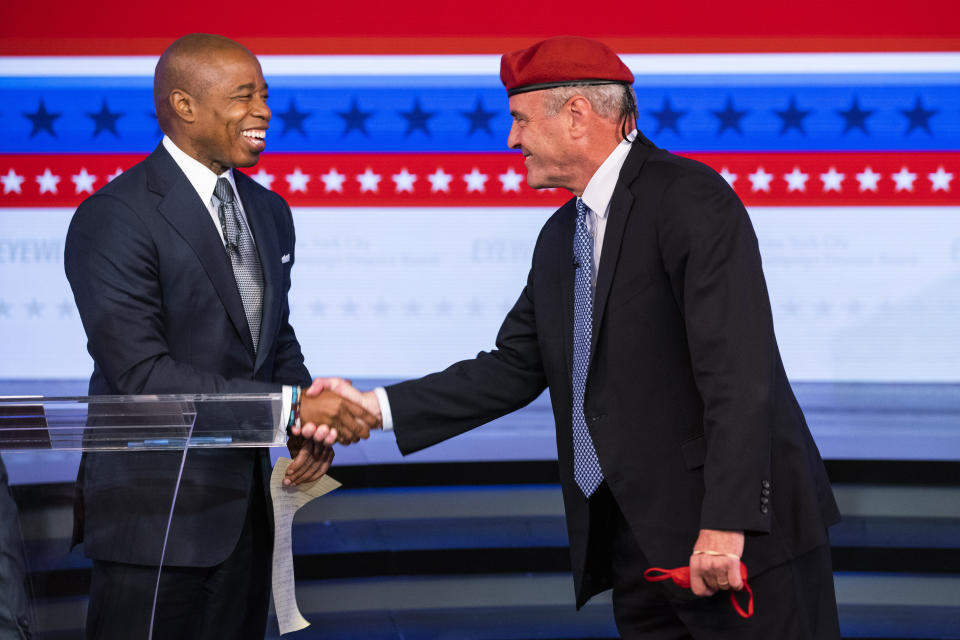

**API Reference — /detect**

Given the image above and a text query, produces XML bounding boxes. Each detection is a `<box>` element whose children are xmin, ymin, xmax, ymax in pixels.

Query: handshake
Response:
<box><xmin>294</xmin><ymin>378</ymin><xmax>382</xmax><ymax>446</ymax></box>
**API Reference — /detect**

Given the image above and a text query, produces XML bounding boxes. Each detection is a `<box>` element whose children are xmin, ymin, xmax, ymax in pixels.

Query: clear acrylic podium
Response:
<box><xmin>0</xmin><ymin>393</ymin><xmax>285</xmax><ymax>639</ymax></box>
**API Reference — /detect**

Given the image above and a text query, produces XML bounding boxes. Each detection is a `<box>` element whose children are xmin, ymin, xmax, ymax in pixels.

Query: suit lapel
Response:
<box><xmin>588</xmin><ymin>139</ymin><xmax>652</xmax><ymax>365</ymax></box>
<box><xmin>236</xmin><ymin>172</ymin><xmax>281</xmax><ymax>374</ymax></box>
<box><xmin>146</xmin><ymin>146</ymin><xmax>255</xmax><ymax>357</ymax></box>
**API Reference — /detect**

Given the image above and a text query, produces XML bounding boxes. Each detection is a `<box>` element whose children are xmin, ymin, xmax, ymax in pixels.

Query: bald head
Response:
<box><xmin>153</xmin><ymin>33</ymin><xmax>271</xmax><ymax>174</ymax></box>
<box><xmin>154</xmin><ymin>34</ymin><xmax>256</xmax><ymax>133</ymax></box>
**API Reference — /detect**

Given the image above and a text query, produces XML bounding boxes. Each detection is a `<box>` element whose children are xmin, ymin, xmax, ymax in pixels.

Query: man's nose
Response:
<box><xmin>254</xmin><ymin>97</ymin><xmax>271</xmax><ymax>122</ymax></box>
<box><xmin>507</xmin><ymin>121</ymin><xmax>521</xmax><ymax>150</ymax></box>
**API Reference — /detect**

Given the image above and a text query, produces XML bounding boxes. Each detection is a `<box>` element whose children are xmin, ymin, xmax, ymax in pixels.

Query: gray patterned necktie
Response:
<box><xmin>572</xmin><ymin>197</ymin><xmax>603</xmax><ymax>497</ymax></box>
<box><xmin>214</xmin><ymin>177</ymin><xmax>263</xmax><ymax>351</ymax></box>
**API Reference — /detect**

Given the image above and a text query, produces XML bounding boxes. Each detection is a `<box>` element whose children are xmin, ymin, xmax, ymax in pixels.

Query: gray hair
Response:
<box><xmin>541</xmin><ymin>83</ymin><xmax>638</xmax><ymax>138</ymax></box>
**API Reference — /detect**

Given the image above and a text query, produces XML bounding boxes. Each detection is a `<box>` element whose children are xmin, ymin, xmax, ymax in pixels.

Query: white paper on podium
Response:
<box><xmin>270</xmin><ymin>457</ymin><xmax>341</xmax><ymax>635</ymax></box>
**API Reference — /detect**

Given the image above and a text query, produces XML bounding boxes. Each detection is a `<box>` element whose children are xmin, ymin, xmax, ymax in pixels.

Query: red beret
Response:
<box><xmin>500</xmin><ymin>36</ymin><xmax>634</xmax><ymax>97</ymax></box>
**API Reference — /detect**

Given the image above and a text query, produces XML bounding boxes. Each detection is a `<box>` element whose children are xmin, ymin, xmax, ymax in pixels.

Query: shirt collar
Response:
<box><xmin>162</xmin><ymin>135</ymin><xmax>236</xmax><ymax>206</ymax></box>
<box><xmin>580</xmin><ymin>130</ymin><xmax>636</xmax><ymax>219</ymax></box>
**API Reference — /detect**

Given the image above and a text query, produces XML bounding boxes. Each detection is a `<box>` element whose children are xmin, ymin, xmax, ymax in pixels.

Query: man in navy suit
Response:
<box><xmin>307</xmin><ymin>37</ymin><xmax>841</xmax><ymax>639</ymax></box>
<box><xmin>65</xmin><ymin>34</ymin><xmax>373</xmax><ymax>639</ymax></box>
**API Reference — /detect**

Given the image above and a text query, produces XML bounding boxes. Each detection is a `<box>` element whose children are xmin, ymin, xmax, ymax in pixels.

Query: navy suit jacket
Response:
<box><xmin>386</xmin><ymin>136</ymin><xmax>840</xmax><ymax>606</ymax></box>
<box><xmin>65</xmin><ymin>143</ymin><xmax>310</xmax><ymax>566</ymax></box>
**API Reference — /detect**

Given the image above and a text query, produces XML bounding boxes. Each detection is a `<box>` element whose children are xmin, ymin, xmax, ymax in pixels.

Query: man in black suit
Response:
<box><xmin>307</xmin><ymin>36</ymin><xmax>841</xmax><ymax>638</ymax></box>
<box><xmin>65</xmin><ymin>34</ymin><xmax>373</xmax><ymax>639</ymax></box>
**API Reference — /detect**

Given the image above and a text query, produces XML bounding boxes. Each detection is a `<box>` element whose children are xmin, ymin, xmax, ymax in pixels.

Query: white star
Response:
<box><xmin>928</xmin><ymin>166</ymin><xmax>953</xmax><ymax>192</ymax></box>
<box><xmin>250</xmin><ymin>168</ymin><xmax>275</xmax><ymax>190</ymax></box>
<box><xmin>819</xmin><ymin>167</ymin><xmax>845</xmax><ymax>192</ymax></box>
<box><xmin>427</xmin><ymin>168</ymin><xmax>453</xmax><ymax>193</ymax></box>
<box><xmin>856</xmin><ymin>167</ymin><xmax>881</xmax><ymax>192</ymax></box>
<box><xmin>748</xmin><ymin>167</ymin><xmax>773</xmax><ymax>192</ymax></box>
<box><xmin>719</xmin><ymin>167</ymin><xmax>737</xmax><ymax>187</ymax></box>
<box><xmin>783</xmin><ymin>167</ymin><xmax>809</xmax><ymax>192</ymax></box>
<box><xmin>498</xmin><ymin>167</ymin><xmax>524</xmax><ymax>192</ymax></box>
<box><xmin>285</xmin><ymin>168</ymin><xmax>311</xmax><ymax>193</ymax></box>
<box><xmin>71</xmin><ymin>168</ymin><xmax>97</xmax><ymax>194</ymax></box>
<box><xmin>320</xmin><ymin>168</ymin><xmax>346</xmax><ymax>193</ymax></box>
<box><xmin>1</xmin><ymin>169</ymin><xmax>25</xmax><ymax>194</ymax></box>
<box><xmin>463</xmin><ymin>168</ymin><xmax>488</xmax><ymax>193</ymax></box>
<box><xmin>392</xmin><ymin>168</ymin><xmax>417</xmax><ymax>193</ymax></box>
<box><xmin>357</xmin><ymin>168</ymin><xmax>382</xmax><ymax>193</ymax></box>
<box><xmin>891</xmin><ymin>167</ymin><xmax>917</xmax><ymax>192</ymax></box>
<box><xmin>36</xmin><ymin>169</ymin><xmax>60</xmax><ymax>194</ymax></box>
<box><xmin>107</xmin><ymin>167</ymin><xmax>124</xmax><ymax>182</ymax></box>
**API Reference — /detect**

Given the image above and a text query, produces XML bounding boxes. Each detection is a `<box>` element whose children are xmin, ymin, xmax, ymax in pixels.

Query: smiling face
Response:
<box><xmin>183</xmin><ymin>47</ymin><xmax>271</xmax><ymax>174</ymax></box>
<box><xmin>507</xmin><ymin>91</ymin><xmax>582</xmax><ymax>192</ymax></box>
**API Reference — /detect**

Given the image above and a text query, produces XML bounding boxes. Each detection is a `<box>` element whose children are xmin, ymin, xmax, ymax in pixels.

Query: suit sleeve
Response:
<box><xmin>657</xmin><ymin>170</ymin><xmax>775</xmax><ymax>534</ymax></box>
<box><xmin>386</xmin><ymin>256</ymin><xmax>548</xmax><ymax>455</ymax></box>
<box><xmin>65</xmin><ymin>193</ymin><xmax>278</xmax><ymax>395</ymax></box>
<box><xmin>269</xmin><ymin>201</ymin><xmax>311</xmax><ymax>387</ymax></box>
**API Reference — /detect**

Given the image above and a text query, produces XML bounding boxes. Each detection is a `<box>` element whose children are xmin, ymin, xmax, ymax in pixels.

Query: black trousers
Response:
<box><xmin>85</xmin><ymin>471</ymin><xmax>272</xmax><ymax>640</ymax></box>
<box><xmin>586</xmin><ymin>483</ymin><xmax>841</xmax><ymax>640</ymax></box>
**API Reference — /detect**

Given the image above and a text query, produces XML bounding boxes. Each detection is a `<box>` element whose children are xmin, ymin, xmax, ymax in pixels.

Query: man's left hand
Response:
<box><xmin>689</xmin><ymin>529</ymin><xmax>745</xmax><ymax>596</ymax></box>
<box><xmin>284</xmin><ymin>435</ymin><xmax>334</xmax><ymax>486</ymax></box>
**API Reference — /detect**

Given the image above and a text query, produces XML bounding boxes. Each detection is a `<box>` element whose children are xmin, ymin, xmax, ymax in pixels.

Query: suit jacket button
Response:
<box><xmin>760</xmin><ymin>505</ymin><xmax>769</xmax><ymax>514</ymax></box>
<box><xmin>761</xmin><ymin>480</ymin><xmax>771</xmax><ymax>489</ymax></box>
<box><xmin>762</xmin><ymin>488</ymin><xmax>771</xmax><ymax>496</ymax></box>
<box><xmin>760</xmin><ymin>496</ymin><xmax>769</xmax><ymax>505</ymax></box>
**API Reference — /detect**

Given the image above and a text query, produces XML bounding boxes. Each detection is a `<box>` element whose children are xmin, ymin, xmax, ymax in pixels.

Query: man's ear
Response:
<box><xmin>567</xmin><ymin>95</ymin><xmax>592</xmax><ymax>139</ymax></box>
<box><xmin>169</xmin><ymin>89</ymin><xmax>197</xmax><ymax>124</ymax></box>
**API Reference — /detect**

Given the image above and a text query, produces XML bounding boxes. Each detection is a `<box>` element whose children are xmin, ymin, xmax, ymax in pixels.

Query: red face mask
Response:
<box><xmin>643</xmin><ymin>562</ymin><xmax>754</xmax><ymax>619</ymax></box>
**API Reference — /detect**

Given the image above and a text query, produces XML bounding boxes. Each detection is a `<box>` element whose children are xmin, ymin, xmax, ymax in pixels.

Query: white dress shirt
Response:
<box><xmin>578</xmin><ymin>132</ymin><xmax>636</xmax><ymax>285</ymax></box>
<box><xmin>376</xmin><ymin>133</ymin><xmax>637</xmax><ymax>432</ymax></box>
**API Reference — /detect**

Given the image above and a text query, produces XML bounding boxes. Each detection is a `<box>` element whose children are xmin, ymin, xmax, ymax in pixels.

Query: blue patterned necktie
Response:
<box><xmin>214</xmin><ymin>177</ymin><xmax>264</xmax><ymax>351</ymax></box>
<box><xmin>572</xmin><ymin>197</ymin><xmax>603</xmax><ymax>497</ymax></box>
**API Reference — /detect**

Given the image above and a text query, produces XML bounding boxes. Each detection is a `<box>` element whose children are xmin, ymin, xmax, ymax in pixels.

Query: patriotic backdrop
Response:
<box><xmin>1</xmin><ymin>0</ymin><xmax>958</xmax><ymax>383</ymax></box>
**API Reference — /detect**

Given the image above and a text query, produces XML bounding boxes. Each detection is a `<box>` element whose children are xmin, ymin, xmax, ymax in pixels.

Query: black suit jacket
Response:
<box><xmin>386</xmin><ymin>137</ymin><xmax>840</xmax><ymax>606</ymax></box>
<box><xmin>65</xmin><ymin>143</ymin><xmax>310</xmax><ymax>567</ymax></box>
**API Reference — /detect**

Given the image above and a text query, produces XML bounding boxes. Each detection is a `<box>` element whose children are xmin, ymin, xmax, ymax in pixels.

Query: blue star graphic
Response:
<box><xmin>277</xmin><ymin>99</ymin><xmax>310</xmax><ymax>137</ymax></box>
<box><xmin>711</xmin><ymin>97</ymin><xmax>748</xmax><ymax>135</ymax></box>
<box><xmin>462</xmin><ymin>97</ymin><xmax>497</xmax><ymax>136</ymax></box>
<box><xmin>836</xmin><ymin>96</ymin><xmax>874</xmax><ymax>134</ymax></box>
<box><xmin>24</xmin><ymin>99</ymin><xmax>61</xmax><ymax>138</ymax></box>
<box><xmin>399</xmin><ymin>99</ymin><xmax>436</xmax><ymax>136</ymax></box>
<box><xmin>647</xmin><ymin>97</ymin><xmax>686</xmax><ymax>135</ymax></box>
<box><xmin>87</xmin><ymin>99</ymin><xmax>124</xmax><ymax>138</ymax></box>
<box><xmin>774</xmin><ymin>96</ymin><xmax>811</xmax><ymax>135</ymax></box>
<box><xmin>900</xmin><ymin>95</ymin><xmax>937</xmax><ymax>134</ymax></box>
<box><xmin>337</xmin><ymin>98</ymin><xmax>374</xmax><ymax>136</ymax></box>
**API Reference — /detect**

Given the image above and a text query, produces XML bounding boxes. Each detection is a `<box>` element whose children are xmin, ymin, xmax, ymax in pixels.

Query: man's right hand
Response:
<box><xmin>298</xmin><ymin>386</ymin><xmax>379</xmax><ymax>445</ymax></box>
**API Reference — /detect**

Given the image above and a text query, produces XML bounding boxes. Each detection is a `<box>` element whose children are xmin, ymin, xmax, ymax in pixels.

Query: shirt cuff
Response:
<box><xmin>373</xmin><ymin>386</ymin><xmax>394</xmax><ymax>432</ymax></box>
<box><xmin>279</xmin><ymin>385</ymin><xmax>294</xmax><ymax>440</ymax></box>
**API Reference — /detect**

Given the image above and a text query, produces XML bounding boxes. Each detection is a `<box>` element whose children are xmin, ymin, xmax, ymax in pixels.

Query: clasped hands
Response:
<box><xmin>283</xmin><ymin>377</ymin><xmax>380</xmax><ymax>486</ymax></box>
<box><xmin>293</xmin><ymin>377</ymin><xmax>382</xmax><ymax>446</ymax></box>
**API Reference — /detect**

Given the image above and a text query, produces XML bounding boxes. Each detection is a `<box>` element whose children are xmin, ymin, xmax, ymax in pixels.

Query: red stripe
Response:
<box><xmin>1</xmin><ymin>152</ymin><xmax>957</xmax><ymax>207</ymax></box>
<box><xmin>2</xmin><ymin>36</ymin><xmax>958</xmax><ymax>56</ymax></box>
<box><xmin>1</xmin><ymin>0</ymin><xmax>958</xmax><ymax>55</ymax></box>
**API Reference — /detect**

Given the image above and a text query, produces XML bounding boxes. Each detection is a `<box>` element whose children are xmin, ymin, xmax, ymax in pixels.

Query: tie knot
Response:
<box><xmin>215</xmin><ymin>177</ymin><xmax>236</xmax><ymax>204</ymax></box>
<box><xmin>576</xmin><ymin>197</ymin><xmax>589</xmax><ymax>223</ymax></box>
